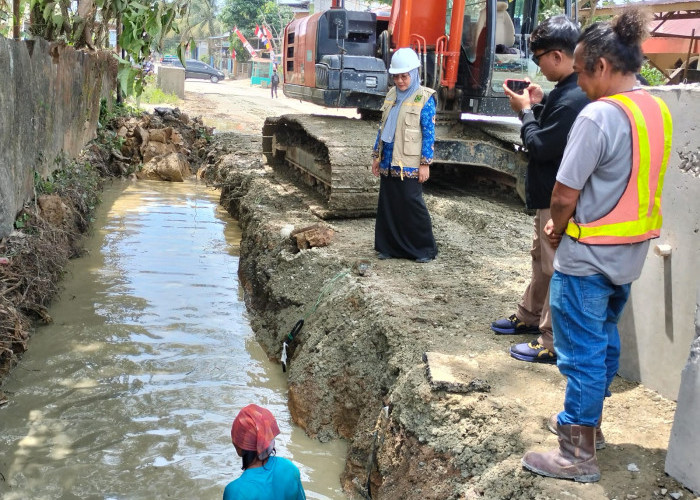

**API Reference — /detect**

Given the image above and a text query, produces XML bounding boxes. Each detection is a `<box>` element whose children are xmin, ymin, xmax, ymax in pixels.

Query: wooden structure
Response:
<box><xmin>579</xmin><ymin>0</ymin><xmax>700</xmax><ymax>83</ymax></box>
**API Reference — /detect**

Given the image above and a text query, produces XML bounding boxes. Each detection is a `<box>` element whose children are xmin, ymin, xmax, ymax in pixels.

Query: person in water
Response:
<box><xmin>223</xmin><ymin>404</ymin><xmax>306</xmax><ymax>500</ymax></box>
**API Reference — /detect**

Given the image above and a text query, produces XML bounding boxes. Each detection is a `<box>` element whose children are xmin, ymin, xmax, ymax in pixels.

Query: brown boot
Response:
<box><xmin>547</xmin><ymin>413</ymin><xmax>606</xmax><ymax>450</ymax></box>
<box><xmin>522</xmin><ymin>424</ymin><xmax>601</xmax><ymax>482</ymax></box>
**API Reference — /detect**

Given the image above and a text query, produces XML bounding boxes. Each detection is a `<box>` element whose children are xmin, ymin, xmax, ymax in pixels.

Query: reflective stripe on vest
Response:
<box><xmin>565</xmin><ymin>90</ymin><xmax>673</xmax><ymax>245</ymax></box>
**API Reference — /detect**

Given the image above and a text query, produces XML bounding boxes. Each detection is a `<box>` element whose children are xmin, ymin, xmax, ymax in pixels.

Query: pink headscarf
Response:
<box><xmin>231</xmin><ymin>404</ymin><xmax>280</xmax><ymax>460</ymax></box>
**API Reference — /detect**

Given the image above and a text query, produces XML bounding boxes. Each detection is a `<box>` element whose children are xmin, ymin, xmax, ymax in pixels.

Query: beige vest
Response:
<box><xmin>378</xmin><ymin>86</ymin><xmax>436</xmax><ymax>169</ymax></box>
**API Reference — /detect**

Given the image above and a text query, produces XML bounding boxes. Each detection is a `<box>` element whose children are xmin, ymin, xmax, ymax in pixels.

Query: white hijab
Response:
<box><xmin>380</xmin><ymin>67</ymin><xmax>421</xmax><ymax>144</ymax></box>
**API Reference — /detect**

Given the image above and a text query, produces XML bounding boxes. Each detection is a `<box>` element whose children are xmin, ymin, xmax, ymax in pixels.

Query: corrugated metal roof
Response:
<box><xmin>651</xmin><ymin>18</ymin><xmax>700</xmax><ymax>38</ymax></box>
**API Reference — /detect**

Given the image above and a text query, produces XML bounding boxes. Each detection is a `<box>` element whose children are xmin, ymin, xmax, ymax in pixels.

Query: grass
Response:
<box><xmin>133</xmin><ymin>74</ymin><xmax>180</xmax><ymax>106</ymax></box>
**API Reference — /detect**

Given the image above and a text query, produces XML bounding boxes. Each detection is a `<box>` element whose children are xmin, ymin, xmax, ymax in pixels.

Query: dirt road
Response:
<box><xmin>171</xmin><ymin>78</ymin><xmax>358</xmax><ymax>132</ymax></box>
<box><xmin>173</xmin><ymin>77</ymin><xmax>693</xmax><ymax>500</ymax></box>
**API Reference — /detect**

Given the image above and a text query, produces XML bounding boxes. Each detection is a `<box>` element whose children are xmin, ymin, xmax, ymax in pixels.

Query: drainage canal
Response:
<box><xmin>0</xmin><ymin>180</ymin><xmax>346</xmax><ymax>499</ymax></box>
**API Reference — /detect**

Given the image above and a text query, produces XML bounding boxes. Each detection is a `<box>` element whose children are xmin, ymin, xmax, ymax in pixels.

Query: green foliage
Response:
<box><xmin>539</xmin><ymin>2</ymin><xmax>564</xmax><ymax>22</ymax></box>
<box><xmin>640</xmin><ymin>62</ymin><xmax>666</xmax><ymax>86</ymax></box>
<box><xmin>181</xmin><ymin>0</ymin><xmax>222</xmax><ymax>43</ymax></box>
<box><xmin>34</xmin><ymin>158</ymin><xmax>102</xmax><ymax>214</ymax></box>
<box><xmin>219</xmin><ymin>0</ymin><xmax>265</xmax><ymax>34</ymax></box>
<box><xmin>14</xmin><ymin>213</ymin><xmax>30</xmax><ymax>230</ymax></box>
<box><xmin>220</xmin><ymin>0</ymin><xmax>292</xmax><ymax>63</ymax></box>
<box><xmin>26</xmin><ymin>0</ymin><xmax>189</xmax><ymax>99</ymax></box>
<box><xmin>98</xmin><ymin>98</ymin><xmax>139</xmax><ymax>129</ymax></box>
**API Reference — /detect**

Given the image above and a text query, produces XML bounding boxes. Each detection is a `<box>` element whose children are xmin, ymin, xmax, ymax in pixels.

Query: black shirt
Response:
<box><xmin>520</xmin><ymin>72</ymin><xmax>589</xmax><ymax>209</ymax></box>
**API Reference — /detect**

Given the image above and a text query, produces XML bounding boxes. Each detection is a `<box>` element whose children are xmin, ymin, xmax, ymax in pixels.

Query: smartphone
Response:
<box><xmin>505</xmin><ymin>79</ymin><xmax>530</xmax><ymax>95</ymax></box>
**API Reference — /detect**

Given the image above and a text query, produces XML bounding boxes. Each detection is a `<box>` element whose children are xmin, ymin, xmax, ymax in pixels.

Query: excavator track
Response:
<box><xmin>263</xmin><ymin>114</ymin><xmax>529</xmax><ymax>216</ymax></box>
<box><xmin>262</xmin><ymin>114</ymin><xmax>380</xmax><ymax>218</ymax></box>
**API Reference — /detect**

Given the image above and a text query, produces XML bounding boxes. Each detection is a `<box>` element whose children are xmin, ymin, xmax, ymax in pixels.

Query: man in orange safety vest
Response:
<box><xmin>521</xmin><ymin>9</ymin><xmax>673</xmax><ymax>483</ymax></box>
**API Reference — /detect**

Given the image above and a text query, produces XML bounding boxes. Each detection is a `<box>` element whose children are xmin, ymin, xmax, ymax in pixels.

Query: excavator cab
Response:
<box><xmin>384</xmin><ymin>0</ymin><xmax>576</xmax><ymax>115</ymax></box>
<box><xmin>265</xmin><ymin>0</ymin><xmax>577</xmax><ymax>216</ymax></box>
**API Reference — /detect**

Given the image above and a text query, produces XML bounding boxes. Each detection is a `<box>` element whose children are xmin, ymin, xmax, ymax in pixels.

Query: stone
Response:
<box><xmin>38</xmin><ymin>194</ymin><xmax>66</xmax><ymax>225</ymax></box>
<box><xmin>148</xmin><ymin>127</ymin><xmax>173</xmax><ymax>143</ymax></box>
<box><xmin>120</xmin><ymin>136</ymin><xmax>138</xmax><ymax>158</ymax></box>
<box><xmin>290</xmin><ymin>224</ymin><xmax>334</xmax><ymax>250</ymax></box>
<box><xmin>422</xmin><ymin>351</ymin><xmax>490</xmax><ymax>394</ymax></box>
<box><xmin>141</xmin><ymin>141</ymin><xmax>177</xmax><ymax>164</ymax></box>
<box><xmin>665</xmin><ymin>287</ymin><xmax>700</xmax><ymax>496</ymax></box>
<box><xmin>171</xmin><ymin>129</ymin><xmax>184</xmax><ymax>147</ymax></box>
<box><xmin>133</xmin><ymin>125</ymin><xmax>149</xmax><ymax>146</ymax></box>
<box><xmin>137</xmin><ymin>153</ymin><xmax>191</xmax><ymax>182</ymax></box>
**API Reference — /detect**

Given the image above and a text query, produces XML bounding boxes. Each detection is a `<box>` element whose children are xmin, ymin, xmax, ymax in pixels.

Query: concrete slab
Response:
<box><xmin>157</xmin><ymin>65</ymin><xmax>185</xmax><ymax>99</ymax></box>
<box><xmin>618</xmin><ymin>85</ymin><xmax>700</xmax><ymax>400</ymax></box>
<box><xmin>665</xmin><ymin>287</ymin><xmax>700</xmax><ymax>495</ymax></box>
<box><xmin>422</xmin><ymin>351</ymin><xmax>490</xmax><ymax>394</ymax></box>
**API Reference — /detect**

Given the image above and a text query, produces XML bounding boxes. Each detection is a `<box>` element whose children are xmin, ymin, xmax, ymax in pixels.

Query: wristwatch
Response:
<box><xmin>518</xmin><ymin>108</ymin><xmax>533</xmax><ymax>121</ymax></box>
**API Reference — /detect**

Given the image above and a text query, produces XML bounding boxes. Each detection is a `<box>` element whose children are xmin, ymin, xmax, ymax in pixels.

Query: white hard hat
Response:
<box><xmin>388</xmin><ymin>48</ymin><xmax>420</xmax><ymax>74</ymax></box>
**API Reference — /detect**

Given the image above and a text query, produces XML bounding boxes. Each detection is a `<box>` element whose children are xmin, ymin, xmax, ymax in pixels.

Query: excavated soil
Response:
<box><xmin>183</xmin><ymin>77</ymin><xmax>692</xmax><ymax>500</ymax></box>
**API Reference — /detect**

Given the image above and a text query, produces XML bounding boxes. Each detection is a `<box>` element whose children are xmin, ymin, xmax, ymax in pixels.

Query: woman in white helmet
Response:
<box><xmin>371</xmin><ymin>47</ymin><xmax>438</xmax><ymax>263</ymax></box>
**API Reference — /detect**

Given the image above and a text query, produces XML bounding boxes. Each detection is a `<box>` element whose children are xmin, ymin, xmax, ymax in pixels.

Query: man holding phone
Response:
<box><xmin>491</xmin><ymin>15</ymin><xmax>589</xmax><ymax>364</ymax></box>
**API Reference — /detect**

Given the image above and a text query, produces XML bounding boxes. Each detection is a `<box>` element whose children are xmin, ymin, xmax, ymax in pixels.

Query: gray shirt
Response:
<box><xmin>554</xmin><ymin>99</ymin><xmax>650</xmax><ymax>285</ymax></box>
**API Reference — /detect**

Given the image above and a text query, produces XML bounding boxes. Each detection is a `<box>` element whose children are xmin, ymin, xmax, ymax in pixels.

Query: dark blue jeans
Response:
<box><xmin>550</xmin><ymin>271</ymin><xmax>631</xmax><ymax>427</ymax></box>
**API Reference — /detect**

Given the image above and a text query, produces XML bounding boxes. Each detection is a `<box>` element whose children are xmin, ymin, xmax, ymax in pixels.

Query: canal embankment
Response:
<box><xmin>200</xmin><ymin>130</ymin><xmax>690</xmax><ymax>500</ymax></box>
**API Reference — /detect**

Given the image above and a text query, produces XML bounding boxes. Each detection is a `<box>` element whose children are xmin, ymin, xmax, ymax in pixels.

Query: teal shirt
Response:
<box><xmin>223</xmin><ymin>456</ymin><xmax>306</xmax><ymax>500</ymax></box>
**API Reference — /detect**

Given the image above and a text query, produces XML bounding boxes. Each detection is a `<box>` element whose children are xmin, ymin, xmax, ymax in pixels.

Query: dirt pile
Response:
<box><xmin>203</xmin><ymin>130</ymin><xmax>691</xmax><ymax>500</ymax></box>
<box><xmin>0</xmin><ymin>157</ymin><xmax>103</xmax><ymax>382</ymax></box>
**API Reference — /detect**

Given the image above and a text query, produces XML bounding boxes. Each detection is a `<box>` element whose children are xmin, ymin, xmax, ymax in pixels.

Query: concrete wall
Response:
<box><xmin>618</xmin><ymin>85</ymin><xmax>700</xmax><ymax>400</ymax></box>
<box><xmin>0</xmin><ymin>38</ymin><xmax>116</xmax><ymax>240</ymax></box>
<box><xmin>665</xmin><ymin>287</ymin><xmax>700</xmax><ymax>495</ymax></box>
<box><xmin>156</xmin><ymin>65</ymin><xmax>185</xmax><ymax>99</ymax></box>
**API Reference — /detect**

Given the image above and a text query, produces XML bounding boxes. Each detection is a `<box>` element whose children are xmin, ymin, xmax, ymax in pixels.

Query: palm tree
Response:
<box><xmin>180</xmin><ymin>0</ymin><xmax>224</xmax><ymax>63</ymax></box>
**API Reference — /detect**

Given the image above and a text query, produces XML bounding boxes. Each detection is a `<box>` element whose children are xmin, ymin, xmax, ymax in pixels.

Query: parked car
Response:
<box><xmin>170</xmin><ymin>59</ymin><xmax>226</xmax><ymax>83</ymax></box>
<box><xmin>160</xmin><ymin>55</ymin><xmax>179</xmax><ymax>65</ymax></box>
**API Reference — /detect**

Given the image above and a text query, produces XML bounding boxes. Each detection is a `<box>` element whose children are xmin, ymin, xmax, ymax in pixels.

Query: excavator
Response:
<box><xmin>262</xmin><ymin>0</ymin><xmax>576</xmax><ymax>217</ymax></box>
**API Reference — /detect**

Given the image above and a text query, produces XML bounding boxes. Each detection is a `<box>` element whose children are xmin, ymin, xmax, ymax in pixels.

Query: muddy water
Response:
<box><xmin>0</xmin><ymin>180</ymin><xmax>346</xmax><ymax>499</ymax></box>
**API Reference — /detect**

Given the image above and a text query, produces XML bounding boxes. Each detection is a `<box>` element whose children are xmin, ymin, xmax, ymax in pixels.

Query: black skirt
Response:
<box><xmin>374</xmin><ymin>173</ymin><xmax>438</xmax><ymax>261</ymax></box>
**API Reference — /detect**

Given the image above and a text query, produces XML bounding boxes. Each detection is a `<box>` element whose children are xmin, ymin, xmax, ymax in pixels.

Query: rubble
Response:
<box><xmin>109</xmin><ymin>107</ymin><xmax>213</xmax><ymax>181</ymax></box>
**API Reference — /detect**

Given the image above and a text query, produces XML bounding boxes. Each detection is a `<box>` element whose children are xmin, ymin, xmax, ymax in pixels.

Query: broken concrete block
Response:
<box><xmin>133</xmin><ymin>125</ymin><xmax>149</xmax><ymax>147</ymax></box>
<box><xmin>141</xmin><ymin>141</ymin><xmax>177</xmax><ymax>164</ymax></box>
<box><xmin>148</xmin><ymin>127</ymin><xmax>173</xmax><ymax>144</ymax></box>
<box><xmin>665</xmin><ymin>287</ymin><xmax>700</xmax><ymax>495</ymax></box>
<box><xmin>423</xmin><ymin>351</ymin><xmax>490</xmax><ymax>394</ymax></box>
<box><xmin>290</xmin><ymin>224</ymin><xmax>334</xmax><ymax>250</ymax></box>
<box><xmin>137</xmin><ymin>152</ymin><xmax>191</xmax><ymax>182</ymax></box>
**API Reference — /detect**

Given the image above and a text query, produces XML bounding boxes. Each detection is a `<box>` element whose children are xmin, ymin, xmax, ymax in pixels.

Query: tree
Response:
<box><xmin>219</xmin><ymin>0</ymin><xmax>263</xmax><ymax>35</ymax></box>
<box><xmin>21</xmin><ymin>0</ymin><xmax>188</xmax><ymax>97</ymax></box>
<box><xmin>219</xmin><ymin>0</ymin><xmax>293</xmax><ymax>63</ymax></box>
<box><xmin>259</xmin><ymin>1</ymin><xmax>294</xmax><ymax>51</ymax></box>
<box><xmin>179</xmin><ymin>0</ymin><xmax>223</xmax><ymax>64</ymax></box>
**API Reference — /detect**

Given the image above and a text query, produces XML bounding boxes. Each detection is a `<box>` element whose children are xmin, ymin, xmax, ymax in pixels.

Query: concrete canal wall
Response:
<box><xmin>619</xmin><ymin>85</ymin><xmax>700</xmax><ymax>400</ymax></box>
<box><xmin>0</xmin><ymin>37</ymin><xmax>116</xmax><ymax>240</ymax></box>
